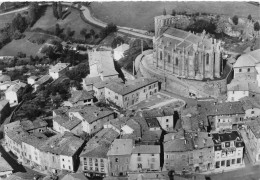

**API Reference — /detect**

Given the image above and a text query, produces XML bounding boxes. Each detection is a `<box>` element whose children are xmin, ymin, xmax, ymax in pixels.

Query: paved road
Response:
<box><xmin>0</xmin><ymin>6</ymin><xmax>28</xmax><ymax>16</ymax></box>
<box><xmin>208</xmin><ymin>165</ymin><xmax>260</xmax><ymax>180</ymax></box>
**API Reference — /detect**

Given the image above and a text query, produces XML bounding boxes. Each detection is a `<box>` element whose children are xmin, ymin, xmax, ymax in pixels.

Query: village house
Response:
<box><xmin>4</xmin><ymin>126</ymin><xmax>26</xmax><ymax>163</ymax></box>
<box><xmin>163</xmin><ymin>131</ymin><xmax>214</xmax><ymax>173</ymax></box>
<box><xmin>68</xmin><ymin>106</ymin><xmax>115</xmax><ymax>135</ymax></box>
<box><xmin>240</xmin><ymin>96</ymin><xmax>260</xmax><ymax>119</ymax></box>
<box><xmin>88</xmin><ymin>50</ymin><xmax>119</xmax><ymax>81</ymax></box>
<box><xmin>33</xmin><ymin>75</ymin><xmax>52</xmax><ymax>92</ymax></box>
<box><xmin>82</xmin><ymin>76</ymin><xmax>123</xmax><ymax>100</ymax></box>
<box><xmin>27</xmin><ymin>76</ymin><xmax>39</xmax><ymax>85</ymax></box>
<box><xmin>105</xmin><ymin>78</ymin><xmax>159</xmax><ymax>109</ymax></box>
<box><xmin>197</xmin><ymin>101</ymin><xmax>245</xmax><ymax>132</ymax></box>
<box><xmin>39</xmin><ymin>132</ymin><xmax>85</xmax><ymax>173</ymax></box>
<box><xmin>0</xmin><ymin>80</ymin><xmax>25</xmax><ymax>91</ymax></box>
<box><xmin>211</xmin><ymin>131</ymin><xmax>244</xmax><ymax>171</ymax></box>
<box><xmin>0</xmin><ymin>154</ymin><xmax>13</xmax><ymax>178</ymax></box>
<box><xmin>107</xmin><ymin>139</ymin><xmax>134</xmax><ymax>176</ymax></box>
<box><xmin>53</xmin><ymin>110</ymin><xmax>83</xmax><ymax>136</ymax></box>
<box><xmin>49</xmin><ymin>63</ymin><xmax>70</xmax><ymax>80</ymax></box>
<box><xmin>20</xmin><ymin>119</ymin><xmax>48</xmax><ymax>134</ymax></box>
<box><xmin>129</xmin><ymin>145</ymin><xmax>161</xmax><ymax>172</ymax></box>
<box><xmin>80</xmin><ymin>128</ymin><xmax>119</xmax><ymax>177</ymax></box>
<box><xmin>0</xmin><ymin>100</ymin><xmax>11</xmax><ymax>123</ymax></box>
<box><xmin>5</xmin><ymin>83</ymin><xmax>24</xmax><ymax>106</ymax></box>
<box><xmin>233</xmin><ymin>49</ymin><xmax>260</xmax><ymax>82</ymax></box>
<box><xmin>142</xmin><ymin>107</ymin><xmax>177</xmax><ymax>131</ymax></box>
<box><xmin>227</xmin><ymin>80</ymin><xmax>260</xmax><ymax>102</ymax></box>
<box><xmin>65</xmin><ymin>90</ymin><xmax>94</xmax><ymax>107</ymax></box>
<box><xmin>244</xmin><ymin>119</ymin><xmax>260</xmax><ymax>164</ymax></box>
<box><xmin>113</xmin><ymin>43</ymin><xmax>129</xmax><ymax>61</ymax></box>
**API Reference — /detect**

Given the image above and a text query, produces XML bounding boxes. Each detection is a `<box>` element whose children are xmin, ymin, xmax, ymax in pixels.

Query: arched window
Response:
<box><xmin>176</xmin><ymin>58</ymin><xmax>179</xmax><ymax>66</ymax></box>
<box><xmin>206</xmin><ymin>53</ymin><xmax>209</xmax><ymax>65</ymax></box>
<box><xmin>168</xmin><ymin>54</ymin><xmax>171</xmax><ymax>63</ymax></box>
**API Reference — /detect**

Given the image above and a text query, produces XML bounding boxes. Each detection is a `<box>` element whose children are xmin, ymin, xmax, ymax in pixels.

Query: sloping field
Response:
<box><xmin>91</xmin><ymin>1</ymin><xmax>260</xmax><ymax>31</ymax></box>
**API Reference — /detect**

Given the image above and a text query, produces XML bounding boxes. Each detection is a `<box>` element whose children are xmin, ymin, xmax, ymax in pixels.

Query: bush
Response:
<box><xmin>232</xmin><ymin>15</ymin><xmax>239</xmax><ymax>25</ymax></box>
<box><xmin>17</xmin><ymin>52</ymin><xmax>26</xmax><ymax>58</ymax></box>
<box><xmin>13</xmin><ymin>30</ymin><xmax>24</xmax><ymax>40</ymax></box>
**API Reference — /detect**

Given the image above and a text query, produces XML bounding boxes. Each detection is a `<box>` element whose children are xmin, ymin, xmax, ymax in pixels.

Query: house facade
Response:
<box><xmin>105</xmin><ymin>78</ymin><xmax>159</xmax><ymax>109</ymax></box>
<box><xmin>49</xmin><ymin>63</ymin><xmax>69</xmax><ymax>80</ymax></box>
<box><xmin>129</xmin><ymin>145</ymin><xmax>161</xmax><ymax>172</ymax></box>
<box><xmin>212</xmin><ymin>131</ymin><xmax>244</xmax><ymax>171</ymax></box>
<box><xmin>5</xmin><ymin>84</ymin><xmax>23</xmax><ymax>106</ymax></box>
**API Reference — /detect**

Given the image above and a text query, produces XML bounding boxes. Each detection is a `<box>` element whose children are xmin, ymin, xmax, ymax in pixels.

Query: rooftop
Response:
<box><xmin>0</xmin><ymin>100</ymin><xmax>9</xmax><ymax>111</ymax></box>
<box><xmin>233</xmin><ymin>49</ymin><xmax>260</xmax><ymax>68</ymax></box>
<box><xmin>246</xmin><ymin>118</ymin><xmax>260</xmax><ymax>138</ymax></box>
<box><xmin>114</xmin><ymin>43</ymin><xmax>129</xmax><ymax>52</ymax></box>
<box><xmin>132</xmin><ymin>145</ymin><xmax>160</xmax><ymax>154</ymax></box>
<box><xmin>141</xmin><ymin>130</ymin><xmax>162</xmax><ymax>142</ymax></box>
<box><xmin>0</xmin><ymin>75</ymin><xmax>11</xmax><ymax>82</ymax></box>
<box><xmin>5</xmin><ymin>83</ymin><xmax>22</xmax><ymax>93</ymax></box>
<box><xmin>212</xmin><ymin>131</ymin><xmax>242</xmax><ymax>143</ymax></box>
<box><xmin>80</xmin><ymin>143</ymin><xmax>110</xmax><ymax>158</ymax></box>
<box><xmin>35</xmin><ymin>75</ymin><xmax>52</xmax><ymax>85</ymax></box>
<box><xmin>105</xmin><ymin>78</ymin><xmax>158</xmax><ymax>96</ymax></box>
<box><xmin>145</xmin><ymin>117</ymin><xmax>160</xmax><ymax>128</ymax></box>
<box><xmin>107</xmin><ymin>139</ymin><xmax>134</xmax><ymax>156</ymax></box>
<box><xmin>69</xmin><ymin>90</ymin><xmax>94</xmax><ymax>103</ymax></box>
<box><xmin>87</xmin><ymin>128</ymin><xmax>119</xmax><ymax>145</ymax></box>
<box><xmin>142</xmin><ymin>107</ymin><xmax>175</xmax><ymax>118</ymax></box>
<box><xmin>164</xmin><ymin>137</ymin><xmax>193</xmax><ymax>152</ymax></box>
<box><xmin>240</xmin><ymin>96</ymin><xmax>260</xmax><ymax>110</ymax></box>
<box><xmin>53</xmin><ymin>115</ymin><xmax>82</xmax><ymax>131</ymax></box>
<box><xmin>40</xmin><ymin>132</ymin><xmax>84</xmax><ymax>156</ymax></box>
<box><xmin>49</xmin><ymin>63</ymin><xmax>69</xmax><ymax>73</ymax></box>
<box><xmin>227</xmin><ymin>80</ymin><xmax>260</xmax><ymax>93</ymax></box>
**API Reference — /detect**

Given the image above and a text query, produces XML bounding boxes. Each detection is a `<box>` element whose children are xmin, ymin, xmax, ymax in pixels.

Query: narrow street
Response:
<box><xmin>208</xmin><ymin>165</ymin><xmax>260</xmax><ymax>180</ymax></box>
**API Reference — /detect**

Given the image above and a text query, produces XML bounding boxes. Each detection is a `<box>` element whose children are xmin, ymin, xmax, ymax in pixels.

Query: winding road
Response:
<box><xmin>0</xmin><ymin>3</ymin><xmax>153</xmax><ymax>40</ymax></box>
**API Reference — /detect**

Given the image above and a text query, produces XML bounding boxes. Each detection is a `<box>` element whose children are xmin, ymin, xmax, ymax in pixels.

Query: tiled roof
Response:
<box><xmin>6</xmin><ymin>126</ymin><xmax>28</xmax><ymax>144</ymax></box>
<box><xmin>246</xmin><ymin>118</ymin><xmax>260</xmax><ymax>138</ymax></box>
<box><xmin>83</xmin><ymin>76</ymin><xmax>102</xmax><ymax>86</ymax></box>
<box><xmin>49</xmin><ymin>63</ymin><xmax>69</xmax><ymax>73</ymax></box>
<box><xmin>142</xmin><ymin>107</ymin><xmax>175</xmax><ymax>118</ymax></box>
<box><xmin>105</xmin><ymin>78</ymin><xmax>158</xmax><ymax>96</ymax></box>
<box><xmin>0</xmin><ymin>155</ymin><xmax>13</xmax><ymax>172</ymax></box>
<box><xmin>87</xmin><ymin>128</ymin><xmax>119</xmax><ymax>145</ymax></box>
<box><xmin>132</xmin><ymin>145</ymin><xmax>160</xmax><ymax>154</ymax></box>
<box><xmin>69</xmin><ymin>105</ymin><xmax>114</xmax><ymax>124</ymax></box>
<box><xmin>40</xmin><ymin>132</ymin><xmax>84</xmax><ymax>156</ymax></box>
<box><xmin>5</xmin><ymin>84</ymin><xmax>22</xmax><ymax>93</ymax></box>
<box><xmin>80</xmin><ymin>143</ymin><xmax>110</xmax><ymax>158</ymax></box>
<box><xmin>35</xmin><ymin>75</ymin><xmax>52</xmax><ymax>85</ymax></box>
<box><xmin>53</xmin><ymin>115</ymin><xmax>81</xmax><ymax>131</ymax></box>
<box><xmin>107</xmin><ymin>139</ymin><xmax>134</xmax><ymax>156</ymax></box>
<box><xmin>164</xmin><ymin>137</ymin><xmax>194</xmax><ymax>152</ymax></box>
<box><xmin>93</xmin><ymin>78</ymin><xmax>123</xmax><ymax>89</ymax></box>
<box><xmin>6</xmin><ymin>172</ymin><xmax>36</xmax><ymax>180</ymax></box>
<box><xmin>145</xmin><ymin>117</ymin><xmax>160</xmax><ymax>128</ymax></box>
<box><xmin>22</xmin><ymin>132</ymin><xmax>48</xmax><ymax>149</ymax></box>
<box><xmin>28</xmin><ymin>76</ymin><xmax>38</xmax><ymax>80</ymax></box>
<box><xmin>233</xmin><ymin>49</ymin><xmax>260</xmax><ymax>68</ymax></box>
<box><xmin>69</xmin><ymin>90</ymin><xmax>94</xmax><ymax>103</ymax></box>
<box><xmin>164</xmin><ymin>129</ymin><xmax>185</xmax><ymax>142</ymax></box>
<box><xmin>192</xmin><ymin>132</ymin><xmax>214</xmax><ymax>149</ymax></box>
<box><xmin>141</xmin><ymin>130</ymin><xmax>162</xmax><ymax>142</ymax></box>
<box><xmin>240</xmin><ymin>96</ymin><xmax>260</xmax><ymax>110</ymax></box>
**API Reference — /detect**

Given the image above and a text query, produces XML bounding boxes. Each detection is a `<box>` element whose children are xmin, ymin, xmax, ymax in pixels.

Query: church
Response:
<box><xmin>153</xmin><ymin>15</ymin><xmax>223</xmax><ymax>80</ymax></box>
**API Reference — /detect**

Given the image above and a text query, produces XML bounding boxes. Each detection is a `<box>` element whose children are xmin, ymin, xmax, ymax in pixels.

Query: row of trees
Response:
<box><xmin>52</xmin><ymin>2</ymin><xmax>63</xmax><ymax>20</ymax></box>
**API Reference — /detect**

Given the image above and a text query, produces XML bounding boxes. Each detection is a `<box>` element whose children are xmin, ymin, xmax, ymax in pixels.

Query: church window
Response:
<box><xmin>206</xmin><ymin>54</ymin><xmax>209</xmax><ymax>65</ymax></box>
<box><xmin>168</xmin><ymin>54</ymin><xmax>171</xmax><ymax>63</ymax></box>
<box><xmin>160</xmin><ymin>51</ymin><xmax>163</xmax><ymax>60</ymax></box>
<box><xmin>176</xmin><ymin>58</ymin><xmax>179</xmax><ymax>66</ymax></box>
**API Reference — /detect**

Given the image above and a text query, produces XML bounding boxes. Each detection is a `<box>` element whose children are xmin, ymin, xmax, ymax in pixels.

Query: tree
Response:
<box><xmin>12</xmin><ymin>13</ymin><xmax>27</xmax><ymax>32</ymax></box>
<box><xmin>52</xmin><ymin>2</ymin><xmax>59</xmax><ymax>19</ymax></box>
<box><xmin>248</xmin><ymin>14</ymin><xmax>252</xmax><ymax>21</ymax></box>
<box><xmin>171</xmin><ymin>9</ymin><xmax>176</xmax><ymax>16</ymax></box>
<box><xmin>111</xmin><ymin>36</ymin><xmax>124</xmax><ymax>49</ymax></box>
<box><xmin>66</xmin><ymin>27</ymin><xmax>74</xmax><ymax>38</ymax></box>
<box><xmin>254</xmin><ymin>21</ymin><xmax>260</xmax><ymax>31</ymax></box>
<box><xmin>28</xmin><ymin>2</ymin><xmax>39</xmax><ymax>26</ymax></box>
<box><xmin>58</xmin><ymin>2</ymin><xmax>62</xmax><ymax>19</ymax></box>
<box><xmin>215</xmin><ymin>18</ymin><xmax>226</xmax><ymax>38</ymax></box>
<box><xmin>55</xmin><ymin>23</ymin><xmax>61</xmax><ymax>36</ymax></box>
<box><xmin>232</xmin><ymin>15</ymin><xmax>239</xmax><ymax>25</ymax></box>
<box><xmin>90</xmin><ymin>29</ymin><xmax>95</xmax><ymax>40</ymax></box>
<box><xmin>187</xmin><ymin>19</ymin><xmax>216</xmax><ymax>34</ymax></box>
<box><xmin>80</xmin><ymin>28</ymin><xmax>88</xmax><ymax>40</ymax></box>
<box><xmin>163</xmin><ymin>8</ymin><xmax>166</xmax><ymax>16</ymax></box>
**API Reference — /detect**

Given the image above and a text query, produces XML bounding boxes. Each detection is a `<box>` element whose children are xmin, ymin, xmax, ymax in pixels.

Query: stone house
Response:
<box><xmin>129</xmin><ymin>145</ymin><xmax>161</xmax><ymax>172</ymax></box>
<box><xmin>105</xmin><ymin>78</ymin><xmax>159</xmax><ymax>109</ymax></box>
<box><xmin>66</xmin><ymin>90</ymin><xmax>94</xmax><ymax>107</ymax></box>
<box><xmin>5</xmin><ymin>83</ymin><xmax>24</xmax><ymax>106</ymax></box>
<box><xmin>27</xmin><ymin>76</ymin><xmax>39</xmax><ymax>85</ymax></box>
<box><xmin>20</xmin><ymin>119</ymin><xmax>48</xmax><ymax>134</ymax></box>
<box><xmin>107</xmin><ymin>139</ymin><xmax>134</xmax><ymax>177</ymax></box>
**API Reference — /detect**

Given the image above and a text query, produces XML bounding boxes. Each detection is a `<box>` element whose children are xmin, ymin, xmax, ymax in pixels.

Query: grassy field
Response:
<box><xmin>0</xmin><ymin>32</ymin><xmax>43</xmax><ymax>57</ymax></box>
<box><xmin>32</xmin><ymin>6</ymin><xmax>102</xmax><ymax>40</ymax></box>
<box><xmin>91</xmin><ymin>1</ymin><xmax>260</xmax><ymax>31</ymax></box>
